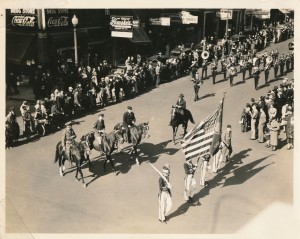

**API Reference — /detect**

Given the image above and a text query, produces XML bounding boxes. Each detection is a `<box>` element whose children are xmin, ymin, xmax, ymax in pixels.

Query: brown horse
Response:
<box><xmin>82</xmin><ymin>128</ymin><xmax>124</xmax><ymax>174</ymax></box>
<box><xmin>54</xmin><ymin>140</ymin><xmax>90</xmax><ymax>187</ymax></box>
<box><xmin>114</xmin><ymin>122</ymin><xmax>150</xmax><ymax>165</ymax></box>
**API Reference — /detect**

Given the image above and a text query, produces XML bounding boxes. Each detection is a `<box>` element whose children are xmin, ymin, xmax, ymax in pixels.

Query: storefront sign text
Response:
<box><xmin>12</xmin><ymin>15</ymin><xmax>36</xmax><ymax>27</ymax></box>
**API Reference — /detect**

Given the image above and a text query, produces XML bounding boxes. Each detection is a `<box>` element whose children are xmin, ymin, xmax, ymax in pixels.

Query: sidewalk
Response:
<box><xmin>6</xmin><ymin>85</ymin><xmax>35</xmax><ymax>102</ymax></box>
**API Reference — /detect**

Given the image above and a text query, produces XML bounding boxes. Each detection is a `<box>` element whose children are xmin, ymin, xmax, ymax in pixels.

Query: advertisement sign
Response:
<box><xmin>220</xmin><ymin>9</ymin><xmax>233</xmax><ymax>20</ymax></box>
<box><xmin>181</xmin><ymin>11</ymin><xmax>198</xmax><ymax>24</ymax></box>
<box><xmin>149</xmin><ymin>17</ymin><xmax>170</xmax><ymax>26</ymax></box>
<box><xmin>253</xmin><ymin>10</ymin><xmax>271</xmax><ymax>19</ymax></box>
<box><xmin>110</xmin><ymin>16</ymin><xmax>133</xmax><ymax>31</ymax></box>
<box><xmin>45</xmin><ymin>9</ymin><xmax>70</xmax><ymax>28</ymax></box>
<box><xmin>9</xmin><ymin>9</ymin><xmax>37</xmax><ymax>28</ymax></box>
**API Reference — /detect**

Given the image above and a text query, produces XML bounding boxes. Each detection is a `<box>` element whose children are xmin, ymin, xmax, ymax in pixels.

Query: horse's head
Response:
<box><xmin>71</xmin><ymin>141</ymin><xmax>85</xmax><ymax>161</ymax></box>
<box><xmin>141</xmin><ymin>122</ymin><xmax>150</xmax><ymax>139</ymax></box>
<box><xmin>84</xmin><ymin>132</ymin><xmax>95</xmax><ymax>149</ymax></box>
<box><xmin>114</xmin><ymin>129</ymin><xmax>125</xmax><ymax>144</ymax></box>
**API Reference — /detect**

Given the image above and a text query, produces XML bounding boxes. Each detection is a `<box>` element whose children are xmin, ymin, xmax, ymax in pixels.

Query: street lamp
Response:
<box><xmin>72</xmin><ymin>15</ymin><xmax>78</xmax><ymax>67</ymax></box>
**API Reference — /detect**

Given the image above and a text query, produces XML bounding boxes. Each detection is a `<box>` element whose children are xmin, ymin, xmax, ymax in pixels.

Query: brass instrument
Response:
<box><xmin>253</xmin><ymin>57</ymin><xmax>260</xmax><ymax>67</ymax></box>
<box><xmin>266</xmin><ymin>56</ymin><xmax>273</xmax><ymax>64</ymax></box>
<box><xmin>201</xmin><ymin>51</ymin><xmax>209</xmax><ymax>60</ymax></box>
<box><xmin>228</xmin><ymin>66</ymin><xmax>237</xmax><ymax>76</ymax></box>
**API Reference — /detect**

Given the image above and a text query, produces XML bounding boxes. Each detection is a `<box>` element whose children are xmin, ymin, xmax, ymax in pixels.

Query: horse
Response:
<box><xmin>82</xmin><ymin>128</ymin><xmax>124</xmax><ymax>174</ymax></box>
<box><xmin>170</xmin><ymin>107</ymin><xmax>195</xmax><ymax>143</ymax></box>
<box><xmin>114</xmin><ymin>122</ymin><xmax>150</xmax><ymax>165</ymax></box>
<box><xmin>54</xmin><ymin>140</ymin><xmax>90</xmax><ymax>187</ymax></box>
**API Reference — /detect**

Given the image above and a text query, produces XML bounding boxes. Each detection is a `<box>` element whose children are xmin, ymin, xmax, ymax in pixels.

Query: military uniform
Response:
<box><xmin>184</xmin><ymin>160</ymin><xmax>197</xmax><ymax>202</ymax></box>
<box><xmin>61</xmin><ymin>124</ymin><xmax>77</xmax><ymax>159</ymax></box>
<box><xmin>264</xmin><ymin>63</ymin><xmax>271</xmax><ymax>85</ymax></box>
<box><xmin>123</xmin><ymin>107</ymin><xmax>136</xmax><ymax>143</ymax></box>
<box><xmin>201</xmin><ymin>60</ymin><xmax>208</xmax><ymax>80</ymax></box>
<box><xmin>158</xmin><ymin>165</ymin><xmax>172</xmax><ymax>223</ymax></box>
<box><xmin>279</xmin><ymin>55</ymin><xmax>285</xmax><ymax>76</ymax></box>
<box><xmin>252</xmin><ymin>67</ymin><xmax>260</xmax><ymax>90</ymax></box>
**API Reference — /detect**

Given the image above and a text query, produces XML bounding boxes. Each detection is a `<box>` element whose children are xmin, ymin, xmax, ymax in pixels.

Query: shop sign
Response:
<box><xmin>9</xmin><ymin>9</ymin><xmax>37</xmax><ymax>28</ymax></box>
<box><xmin>111</xmin><ymin>31</ymin><xmax>133</xmax><ymax>38</ymax></box>
<box><xmin>181</xmin><ymin>11</ymin><xmax>198</xmax><ymax>24</ymax></box>
<box><xmin>110</xmin><ymin>16</ymin><xmax>133</xmax><ymax>31</ymax></box>
<box><xmin>253</xmin><ymin>10</ymin><xmax>270</xmax><ymax>19</ymax></box>
<box><xmin>149</xmin><ymin>17</ymin><xmax>170</xmax><ymax>26</ymax></box>
<box><xmin>45</xmin><ymin>9</ymin><xmax>70</xmax><ymax>28</ymax></box>
<box><xmin>220</xmin><ymin>9</ymin><xmax>233</xmax><ymax>20</ymax></box>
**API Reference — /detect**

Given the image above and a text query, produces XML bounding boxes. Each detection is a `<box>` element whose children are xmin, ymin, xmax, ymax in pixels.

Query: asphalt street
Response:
<box><xmin>4</xmin><ymin>39</ymin><xmax>295</xmax><ymax>236</ymax></box>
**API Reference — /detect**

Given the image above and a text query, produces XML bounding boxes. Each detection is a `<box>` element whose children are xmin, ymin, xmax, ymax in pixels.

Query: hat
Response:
<box><xmin>162</xmin><ymin>169</ymin><xmax>170</xmax><ymax>174</ymax></box>
<box><xmin>68</xmin><ymin>86</ymin><xmax>73</xmax><ymax>91</ymax></box>
<box><xmin>127</xmin><ymin>106</ymin><xmax>133</xmax><ymax>110</ymax></box>
<box><xmin>179</xmin><ymin>94</ymin><xmax>184</xmax><ymax>98</ymax></box>
<box><xmin>65</xmin><ymin>122</ymin><xmax>72</xmax><ymax>126</ymax></box>
<box><xmin>163</xmin><ymin>163</ymin><xmax>170</xmax><ymax>171</ymax></box>
<box><xmin>99</xmin><ymin>113</ymin><xmax>104</xmax><ymax>117</ymax></box>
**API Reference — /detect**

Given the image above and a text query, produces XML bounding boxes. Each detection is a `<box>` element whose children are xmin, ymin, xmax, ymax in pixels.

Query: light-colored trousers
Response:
<box><xmin>250</xmin><ymin>119</ymin><xmax>257</xmax><ymax>139</ymax></box>
<box><xmin>184</xmin><ymin>174</ymin><xmax>196</xmax><ymax>200</ymax></box>
<box><xmin>212</xmin><ymin>149</ymin><xmax>222</xmax><ymax>173</ymax></box>
<box><xmin>158</xmin><ymin>191</ymin><xmax>172</xmax><ymax>221</ymax></box>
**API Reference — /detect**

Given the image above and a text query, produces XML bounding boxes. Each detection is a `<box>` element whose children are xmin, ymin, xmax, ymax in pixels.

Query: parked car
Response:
<box><xmin>147</xmin><ymin>53</ymin><xmax>169</xmax><ymax>66</ymax></box>
<box><xmin>288</xmin><ymin>41</ymin><xmax>294</xmax><ymax>50</ymax></box>
<box><xmin>170</xmin><ymin>47</ymin><xmax>192</xmax><ymax>58</ymax></box>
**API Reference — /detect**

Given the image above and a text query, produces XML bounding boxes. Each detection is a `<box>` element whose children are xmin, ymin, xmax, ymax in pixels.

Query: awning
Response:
<box><xmin>6</xmin><ymin>32</ymin><xmax>36</xmax><ymax>64</ymax></box>
<box><xmin>129</xmin><ymin>28</ymin><xmax>151</xmax><ymax>44</ymax></box>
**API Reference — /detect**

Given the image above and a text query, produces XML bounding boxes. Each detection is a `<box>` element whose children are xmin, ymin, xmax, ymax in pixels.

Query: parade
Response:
<box><xmin>4</xmin><ymin>7</ymin><xmax>295</xmax><ymax>235</ymax></box>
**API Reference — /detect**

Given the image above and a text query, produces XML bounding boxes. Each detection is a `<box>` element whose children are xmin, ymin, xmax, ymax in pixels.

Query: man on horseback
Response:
<box><xmin>62</xmin><ymin>122</ymin><xmax>77</xmax><ymax>160</ymax></box>
<box><xmin>93</xmin><ymin>113</ymin><xmax>105</xmax><ymax>145</ymax></box>
<box><xmin>123</xmin><ymin>106</ymin><xmax>136</xmax><ymax>143</ymax></box>
<box><xmin>169</xmin><ymin>94</ymin><xmax>186</xmax><ymax>126</ymax></box>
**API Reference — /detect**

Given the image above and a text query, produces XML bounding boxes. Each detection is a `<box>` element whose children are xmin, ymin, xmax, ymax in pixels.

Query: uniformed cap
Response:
<box><xmin>179</xmin><ymin>94</ymin><xmax>184</xmax><ymax>98</ymax></box>
<box><xmin>99</xmin><ymin>113</ymin><xmax>104</xmax><ymax>117</ymax></box>
<box><xmin>127</xmin><ymin>106</ymin><xmax>133</xmax><ymax>110</ymax></box>
<box><xmin>68</xmin><ymin>86</ymin><xmax>73</xmax><ymax>91</ymax></box>
<box><xmin>227</xmin><ymin>124</ymin><xmax>232</xmax><ymax>128</ymax></box>
<box><xmin>65</xmin><ymin>122</ymin><xmax>72</xmax><ymax>126</ymax></box>
<box><xmin>163</xmin><ymin>163</ymin><xmax>170</xmax><ymax>171</ymax></box>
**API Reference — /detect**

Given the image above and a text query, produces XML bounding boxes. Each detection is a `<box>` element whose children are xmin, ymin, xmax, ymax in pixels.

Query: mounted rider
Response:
<box><xmin>93</xmin><ymin>113</ymin><xmax>105</xmax><ymax>145</ymax></box>
<box><xmin>169</xmin><ymin>94</ymin><xmax>186</xmax><ymax>126</ymax></box>
<box><xmin>61</xmin><ymin>122</ymin><xmax>77</xmax><ymax>160</ymax></box>
<box><xmin>123</xmin><ymin>106</ymin><xmax>136</xmax><ymax>143</ymax></box>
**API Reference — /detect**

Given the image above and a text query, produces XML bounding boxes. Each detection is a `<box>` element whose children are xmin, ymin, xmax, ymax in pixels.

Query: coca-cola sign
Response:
<box><xmin>12</xmin><ymin>15</ymin><xmax>36</xmax><ymax>27</ymax></box>
<box><xmin>47</xmin><ymin>16</ymin><xmax>69</xmax><ymax>27</ymax></box>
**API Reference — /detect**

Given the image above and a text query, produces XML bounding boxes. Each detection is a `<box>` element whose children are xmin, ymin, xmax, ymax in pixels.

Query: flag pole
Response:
<box><xmin>149</xmin><ymin>163</ymin><xmax>172</xmax><ymax>188</ymax></box>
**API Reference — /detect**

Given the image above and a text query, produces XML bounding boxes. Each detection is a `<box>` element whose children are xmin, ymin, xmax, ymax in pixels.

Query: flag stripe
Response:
<box><xmin>181</xmin><ymin>99</ymin><xmax>224</xmax><ymax>161</ymax></box>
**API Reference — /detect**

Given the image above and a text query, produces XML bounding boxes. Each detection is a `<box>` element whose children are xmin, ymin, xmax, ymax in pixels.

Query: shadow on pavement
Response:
<box><xmin>198</xmin><ymin>93</ymin><xmax>216</xmax><ymax>101</ymax></box>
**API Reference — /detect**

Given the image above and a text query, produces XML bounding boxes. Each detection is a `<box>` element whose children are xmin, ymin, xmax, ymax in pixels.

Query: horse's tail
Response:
<box><xmin>54</xmin><ymin>142</ymin><xmax>61</xmax><ymax>163</ymax></box>
<box><xmin>187</xmin><ymin>110</ymin><xmax>195</xmax><ymax>124</ymax></box>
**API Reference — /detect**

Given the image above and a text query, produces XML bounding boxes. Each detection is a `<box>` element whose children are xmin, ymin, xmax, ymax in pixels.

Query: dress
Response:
<box><xmin>269</xmin><ymin>120</ymin><xmax>280</xmax><ymax>146</ymax></box>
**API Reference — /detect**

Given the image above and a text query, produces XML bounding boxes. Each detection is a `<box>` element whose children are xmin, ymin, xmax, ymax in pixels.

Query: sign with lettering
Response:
<box><xmin>110</xmin><ymin>16</ymin><xmax>133</xmax><ymax>31</ymax></box>
<box><xmin>149</xmin><ymin>17</ymin><xmax>170</xmax><ymax>26</ymax></box>
<box><xmin>220</xmin><ymin>9</ymin><xmax>233</xmax><ymax>20</ymax></box>
<box><xmin>8</xmin><ymin>9</ymin><xmax>37</xmax><ymax>28</ymax></box>
<box><xmin>181</xmin><ymin>11</ymin><xmax>198</xmax><ymax>24</ymax></box>
<box><xmin>45</xmin><ymin>9</ymin><xmax>70</xmax><ymax>28</ymax></box>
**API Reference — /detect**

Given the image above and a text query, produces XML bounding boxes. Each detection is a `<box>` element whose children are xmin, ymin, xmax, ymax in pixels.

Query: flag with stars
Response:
<box><xmin>181</xmin><ymin>99</ymin><xmax>224</xmax><ymax>161</ymax></box>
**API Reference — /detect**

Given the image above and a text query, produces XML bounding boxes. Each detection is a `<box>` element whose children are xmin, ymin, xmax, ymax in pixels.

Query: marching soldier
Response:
<box><xmin>290</xmin><ymin>52</ymin><xmax>294</xmax><ymax>71</ymax></box>
<box><xmin>158</xmin><ymin>164</ymin><xmax>172</xmax><ymax>223</ymax></box>
<box><xmin>211</xmin><ymin>57</ymin><xmax>218</xmax><ymax>84</ymax></box>
<box><xmin>273</xmin><ymin>58</ymin><xmax>279</xmax><ymax>79</ymax></box>
<box><xmin>252</xmin><ymin>66</ymin><xmax>261</xmax><ymax>90</ymax></box>
<box><xmin>61</xmin><ymin>122</ymin><xmax>77</xmax><ymax>160</ymax></box>
<box><xmin>279</xmin><ymin>54</ymin><xmax>285</xmax><ymax>77</ymax></box>
<box><xmin>184</xmin><ymin>159</ymin><xmax>198</xmax><ymax>203</ymax></box>
<box><xmin>200</xmin><ymin>153</ymin><xmax>211</xmax><ymax>187</ymax></box>
<box><xmin>239</xmin><ymin>58</ymin><xmax>247</xmax><ymax>83</ymax></box>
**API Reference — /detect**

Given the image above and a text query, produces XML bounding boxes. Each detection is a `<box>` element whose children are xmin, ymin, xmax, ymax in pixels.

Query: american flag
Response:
<box><xmin>181</xmin><ymin>99</ymin><xmax>224</xmax><ymax>161</ymax></box>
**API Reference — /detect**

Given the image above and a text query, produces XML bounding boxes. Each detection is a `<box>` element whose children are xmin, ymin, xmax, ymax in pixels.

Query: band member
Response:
<box><xmin>123</xmin><ymin>106</ymin><xmax>136</xmax><ymax>143</ymax></box>
<box><xmin>93</xmin><ymin>113</ymin><xmax>105</xmax><ymax>144</ymax></box>
<box><xmin>264</xmin><ymin>61</ymin><xmax>271</xmax><ymax>85</ymax></box>
<box><xmin>158</xmin><ymin>164</ymin><xmax>172</xmax><ymax>223</ymax></box>
<box><xmin>184</xmin><ymin>159</ymin><xmax>198</xmax><ymax>202</ymax></box>
<box><xmin>252</xmin><ymin>66</ymin><xmax>261</xmax><ymax>90</ymax></box>
<box><xmin>228</xmin><ymin>64</ymin><xmax>236</xmax><ymax>87</ymax></box>
<box><xmin>211</xmin><ymin>57</ymin><xmax>218</xmax><ymax>84</ymax></box>
<box><xmin>247</xmin><ymin>55</ymin><xmax>253</xmax><ymax>79</ymax></box>
<box><xmin>61</xmin><ymin>122</ymin><xmax>77</xmax><ymax>160</ymax></box>
<box><xmin>189</xmin><ymin>60</ymin><xmax>198</xmax><ymax>81</ymax></box>
<box><xmin>279</xmin><ymin>54</ymin><xmax>285</xmax><ymax>76</ymax></box>
<box><xmin>193</xmin><ymin>72</ymin><xmax>202</xmax><ymax>101</ymax></box>
<box><xmin>221</xmin><ymin>56</ymin><xmax>227</xmax><ymax>80</ymax></box>
<box><xmin>201</xmin><ymin>59</ymin><xmax>208</xmax><ymax>80</ymax></box>
<box><xmin>273</xmin><ymin>58</ymin><xmax>279</xmax><ymax>79</ymax></box>
<box><xmin>239</xmin><ymin>58</ymin><xmax>247</xmax><ymax>83</ymax></box>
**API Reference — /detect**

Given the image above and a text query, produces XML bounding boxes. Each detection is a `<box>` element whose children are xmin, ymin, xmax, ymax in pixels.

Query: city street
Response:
<box><xmin>4</xmin><ymin>38</ymin><xmax>295</xmax><ymax>236</ymax></box>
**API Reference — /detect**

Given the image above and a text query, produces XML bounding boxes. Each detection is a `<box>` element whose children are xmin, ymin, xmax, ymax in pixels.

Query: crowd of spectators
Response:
<box><xmin>240</xmin><ymin>78</ymin><xmax>294</xmax><ymax>151</ymax></box>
